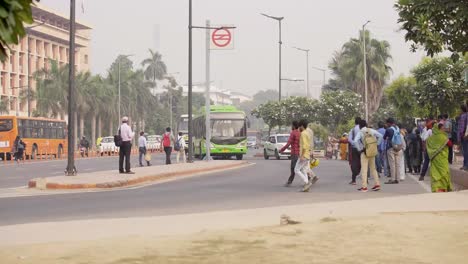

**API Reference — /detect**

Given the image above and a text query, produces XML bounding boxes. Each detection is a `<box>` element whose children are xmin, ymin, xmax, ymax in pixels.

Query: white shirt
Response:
<box><xmin>177</xmin><ymin>136</ymin><xmax>186</xmax><ymax>149</ymax></box>
<box><xmin>421</xmin><ymin>128</ymin><xmax>432</xmax><ymax>141</ymax></box>
<box><xmin>349</xmin><ymin>125</ymin><xmax>361</xmax><ymax>148</ymax></box>
<box><xmin>120</xmin><ymin>123</ymin><xmax>134</xmax><ymax>142</ymax></box>
<box><xmin>138</xmin><ymin>136</ymin><xmax>147</xmax><ymax>148</ymax></box>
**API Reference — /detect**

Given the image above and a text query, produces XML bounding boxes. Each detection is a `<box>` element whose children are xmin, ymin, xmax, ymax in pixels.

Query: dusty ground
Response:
<box><xmin>1</xmin><ymin>211</ymin><xmax>468</xmax><ymax>264</ymax></box>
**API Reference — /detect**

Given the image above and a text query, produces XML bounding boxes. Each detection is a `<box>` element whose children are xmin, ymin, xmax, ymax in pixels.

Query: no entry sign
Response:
<box><xmin>210</xmin><ymin>26</ymin><xmax>234</xmax><ymax>50</ymax></box>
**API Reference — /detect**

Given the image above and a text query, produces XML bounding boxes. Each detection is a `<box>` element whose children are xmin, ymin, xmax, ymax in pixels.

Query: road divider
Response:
<box><xmin>28</xmin><ymin>160</ymin><xmax>251</xmax><ymax>190</ymax></box>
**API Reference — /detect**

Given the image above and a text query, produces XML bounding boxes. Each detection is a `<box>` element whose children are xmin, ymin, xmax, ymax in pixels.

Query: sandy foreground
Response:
<box><xmin>0</xmin><ymin>211</ymin><xmax>468</xmax><ymax>264</ymax></box>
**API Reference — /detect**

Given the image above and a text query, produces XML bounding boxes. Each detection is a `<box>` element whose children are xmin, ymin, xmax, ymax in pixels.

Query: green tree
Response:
<box><xmin>412</xmin><ymin>57</ymin><xmax>467</xmax><ymax>116</ymax></box>
<box><xmin>328</xmin><ymin>30</ymin><xmax>392</xmax><ymax>115</ymax></box>
<box><xmin>316</xmin><ymin>90</ymin><xmax>362</xmax><ymax>135</ymax></box>
<box><xmin>141</xmin><ymin>49</ymin><xmax>167</xmax><ymax>83</ymax></box>
<box><xmin>0</xmin><ymin>0</ymin><xmax>34</xmax><ymax>62</ymax></box>
<box><xmin>251</xmin><ymin>101</ymin><xmax>284</xmax><ymax>135</ymax></box>
<box><xmin>395</xmin><ymin>0</ymin><xmax>467</xmax><ymax>59</ymax></box>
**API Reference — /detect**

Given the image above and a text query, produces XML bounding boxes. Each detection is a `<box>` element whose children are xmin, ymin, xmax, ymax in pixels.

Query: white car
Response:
<box><xmin>146</xmin><ymin>135</ymin><xmax>161</xmax><ymax>152</ymax></box>
<box><xmin>99</xmin><ymin>136</ymin><xmax>119</xmax><ymax>156</ymax></box>
<box><xmin>263</xmin><ymin>134</ymin><xmax>291</xmax><ymax>160</ymax></box>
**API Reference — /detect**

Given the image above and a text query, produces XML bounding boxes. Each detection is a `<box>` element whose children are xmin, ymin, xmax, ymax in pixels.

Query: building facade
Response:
<box><xmin>0</xmin><ymin>3</ymin><xmax>91</xmax><ymax>117</ymax></box>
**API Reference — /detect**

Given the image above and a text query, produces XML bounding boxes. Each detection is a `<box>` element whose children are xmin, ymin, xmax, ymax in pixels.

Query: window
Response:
<box><xmin>269</xmin><ymin>137</ymin><xmax>276</xmax><ymax>144</ymax></box>
<box><xmin>0</xmin><ymin>119</ymin><xmax>13</xmax><ymax>132</ymax></box>
<box><xmin>276</xmin><ymin>136</ymin><xmax>289</xmax><ymax>143</ymax></box>
<box><xmin>211</xmin><ymin>119</ymin><xmax>246</xmax><ymax>137</ymax></box>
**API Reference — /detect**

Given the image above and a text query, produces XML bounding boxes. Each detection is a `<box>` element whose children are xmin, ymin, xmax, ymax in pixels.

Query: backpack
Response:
<box><xmin>363</xmin><ymin>128</ymin><xmax>378</xmax><ymax>158</ymax></box>
<box><xmin>18</xmin><ymin>141</ymin><xmax>25</xmax><ymax>149</ymax></box>
<box><xmin>174</xmin><ymin>137</ymin><xmax>182</xmax><ymax>151</ymax></box>
<box><xmin>390</xmin><ymin>126</ymin><xmax>403</xmax><ymax>151</ymax></box>
<box><xmin>114</xmin><ymin>129</ymin><xmax>122</xmax><ymax>147</ymax></box>
<box><xmin>163</xmin><ymin>133</ymin><xmax>171</xmax><ymax>147</ymax></box>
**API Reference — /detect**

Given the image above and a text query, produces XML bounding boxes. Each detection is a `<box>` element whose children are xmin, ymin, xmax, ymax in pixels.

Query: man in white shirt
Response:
<box><xmin>419</xmin><ymin>119</ymin><xmax>434</xmax><ymax>181</ymax></box>
<box><xmin>119</xmin><ymin>116</ymin><xmax>135</xmax><ymax>174</ymax></box>
<box><xmin>176</xmin><ymin>132</ymin><xmax>186</xmax><ymax>163</ymax></box>
<box><xmin>138</xmin><ymin>131</ymin><xmax>151</xmax><ymax>167</ymax></box>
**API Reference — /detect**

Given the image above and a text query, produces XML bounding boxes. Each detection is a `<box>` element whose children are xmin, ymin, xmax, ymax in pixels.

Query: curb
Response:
<box><xmin>28</xmin><ymin>162</ymin><xmax>250</xmax><ymax>190</ymax></box>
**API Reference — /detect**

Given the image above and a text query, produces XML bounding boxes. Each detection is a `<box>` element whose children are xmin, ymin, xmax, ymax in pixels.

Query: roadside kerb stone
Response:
<box><xmin>28</xmin><ymin>161</ymin><xmax>250</xmax><ymax>190</ymax></box>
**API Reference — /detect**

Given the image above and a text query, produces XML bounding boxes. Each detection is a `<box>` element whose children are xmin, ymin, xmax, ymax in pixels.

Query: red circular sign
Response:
<box><xmin>211</xmin><ymin>28</ymin><xmax>232</xmax><ymax>48</ymax></box>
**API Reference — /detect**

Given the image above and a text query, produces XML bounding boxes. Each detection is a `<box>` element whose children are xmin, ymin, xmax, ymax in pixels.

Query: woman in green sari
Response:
<box><xmin>426</xmin><ymin>123</ymin><xmax>453</xmax><ymax>192</ymax></box>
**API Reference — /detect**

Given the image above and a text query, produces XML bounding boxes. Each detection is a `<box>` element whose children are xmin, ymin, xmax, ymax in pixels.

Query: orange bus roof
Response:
<box><xmin>0</xmin><ymin>116</ymin><xmax>66</xmax><ymax>123</ymax></box>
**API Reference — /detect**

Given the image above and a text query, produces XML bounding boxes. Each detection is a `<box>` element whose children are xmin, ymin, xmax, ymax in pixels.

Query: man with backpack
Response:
<box><xmin>161</xmin><ymin>127</ymin><xmax>175</xmax><ymax>165</ymax></box>
<box><xmin>353</xmin><ymin>120</ymin><xmax>383</xmax><ymax>192</ymax></box>
<box><xmin>175</xmin><ymin>132</ymin><xmax>186</xmax><ymax>163</ymax></box>
<box><xmin>384</xmin><ymin>118</ymin><xmax>405</xmax><ymax>184</ymax></box>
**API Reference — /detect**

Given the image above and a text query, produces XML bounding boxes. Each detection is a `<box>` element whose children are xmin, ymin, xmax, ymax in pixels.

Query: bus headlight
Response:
<box><xmin>236</xmin><ymin>142</ymin><xmax>247</xmax><ymax>148</ymax></box>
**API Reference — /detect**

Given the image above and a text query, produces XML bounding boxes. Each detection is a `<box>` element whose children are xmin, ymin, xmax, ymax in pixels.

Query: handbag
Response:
<box><xmin>114</xmin><ymin>128</ymin><xmax>122</xmax><ymax>147</ymax></box>
<box><xmin>144</xmin><ymin>152</ymin><xmax>151</xmax><ymax>161</ymax></box>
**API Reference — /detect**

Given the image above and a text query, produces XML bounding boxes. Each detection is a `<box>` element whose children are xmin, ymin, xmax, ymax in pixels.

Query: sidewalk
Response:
<box><xmin>451</xmin><ymin>155</ymin><xmax>468</xmax><ymax>190</ymax></box>
<box><xmin>28</xmin><ymin>160</ymin><xmax>251</xmax><ymax>190</ymax></box>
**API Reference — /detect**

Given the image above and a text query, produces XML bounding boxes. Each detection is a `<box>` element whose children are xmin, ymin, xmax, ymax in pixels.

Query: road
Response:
<box><xmin>0</xmin><ymin>152</ymin><xmax>169</xmax><ymax>188</ymax></box>
<box><xmin>0</xmin><ymin>150</ymin><xmax>428</xmax><ymax>226</ymax></box>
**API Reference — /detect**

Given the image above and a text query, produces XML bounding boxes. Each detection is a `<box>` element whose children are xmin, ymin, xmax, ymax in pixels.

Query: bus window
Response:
<box><xmin>0</xmin><ymin>119</ymin><xmax>13</xmax><ymax>131</ymax></box>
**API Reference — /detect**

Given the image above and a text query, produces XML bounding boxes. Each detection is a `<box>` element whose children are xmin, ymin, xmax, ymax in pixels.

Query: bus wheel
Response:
<box><xmin>57</xmin><ymin>145</ymin><xmax>63</xmax><ymax>159</ymax></box>
<box><xmin>31</xmin><ymin>145</ymin><xmax>38</xmax><ymax>160</ymax></box>
<box><xmin>236</xmin><ymin>154</ymin><xmax>243</xmax><ymax>160</ymax></box>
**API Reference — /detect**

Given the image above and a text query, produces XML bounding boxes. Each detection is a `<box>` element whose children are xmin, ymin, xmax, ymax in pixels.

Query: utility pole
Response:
<box><xmin>261</xmin><ymin>13</ymin><xmax>284</xmax><ymax>101</ymax></box>
<box><xmin>293</xmin><ymin>47</ymin><xmax>310</xmax><ymax>97</ymax></box>
<box><xmin>65</xmin><ymin>0</ymin><xmax>76</xmax><ymax>176</ymax></box>
<box><xmin>363</xmin><ymin>20</ymin><xmax>370</xmax><ymax>121</ymax></box>
<box><xmin>205</xmin><ymin>20</ymin><xmax>212</xmax><ymax>161</ymax></box>
<box><xmin>188</xmin><ymin>0</ymin><xmax>194</xmax><ymax>162</ymax></box>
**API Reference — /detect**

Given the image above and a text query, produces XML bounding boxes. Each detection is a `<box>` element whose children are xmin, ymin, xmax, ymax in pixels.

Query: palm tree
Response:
<box><xmin>328</xmin><ymin>30</ymin><xmax>392</xmax><ymax>115</ymax></box>
<box><xmin>141</xmin><ymin>49</ymin><xmax>167</xmax><ymax>83</ymax></box>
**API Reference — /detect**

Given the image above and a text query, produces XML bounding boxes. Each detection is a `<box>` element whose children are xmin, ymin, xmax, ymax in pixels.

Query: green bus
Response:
<box><xmin>193</xmin><ymin>105</ymin><xmax>247</xmax><ymax>160</ymax></box>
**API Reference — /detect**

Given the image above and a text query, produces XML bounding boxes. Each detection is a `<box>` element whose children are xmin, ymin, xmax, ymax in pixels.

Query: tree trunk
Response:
<box><xmin>91</xmin><ymin>114</ymin><xmax>96</xmax><ymax>150</ymax></box>
<box><xmin>74</xmin><ymin>112</ymin><xmax>78</xmax><ymax>150</ymax></box>
<box><xmin>80</xmin><ymin>115</ymin><xmax>85</xmax><ymax>140</ymax></box>
<box><xmin>97</xmin><ymin>115</ymin><xmax>102</xmax><ymax>138</ymax></box>
<box><xmin>109</xmin><ymin>119</ymin><xmax>114</xmax><ymax>136</ymax></box>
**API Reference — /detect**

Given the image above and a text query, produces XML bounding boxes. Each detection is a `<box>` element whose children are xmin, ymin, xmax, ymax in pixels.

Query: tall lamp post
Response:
<box><xmin>293</xmin><ymin>47</ymin><xmax>310</xmax><ymax>97</ymax></box>
<box><xmin>117</xmin><ymin>54</ymin><xmax>134</xmax><ymax>124</ymax></box>
<box><xmin>65</xmin><ymin>0</ymin><xmax>76</xmax><ymax>176</ymax></box>
<box><xmin>261</xmin><ymin>13</ymin><xmax>284</xmax><ymax>101</ymax></box>
<box><xmin>362</xmin><ymin>20</ymin><xmax>370</xmax><ymax>121</ymax></box>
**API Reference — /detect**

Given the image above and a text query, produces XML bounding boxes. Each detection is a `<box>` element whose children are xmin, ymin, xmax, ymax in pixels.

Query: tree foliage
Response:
<box><xmin>395</xmin><ymin>0</ymin><xmax>468</xmax><ymax>59</ymax></box>
<box><xmin>328</xmin><ymin>30</ymin><xmax>392</xmax><ymax>115</ymax></box>
<box><xmin>0</xmin><ymin>0</ymin><xmax>34</xmax><ymax>62</ymax></box>
<box><xmin>412</xmin><ymin>57</ymin><xmax>467</xmax><ymax>116</ymax></box>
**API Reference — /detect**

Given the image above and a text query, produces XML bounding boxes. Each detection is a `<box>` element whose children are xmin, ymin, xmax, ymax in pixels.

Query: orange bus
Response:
<box><xmin>0</xmin><ymin>116</ymin><xmax>67</xmax><ymax>160</ymax></box>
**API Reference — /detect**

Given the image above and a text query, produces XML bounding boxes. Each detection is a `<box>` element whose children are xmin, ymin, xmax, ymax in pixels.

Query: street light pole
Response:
<box><xmin>188</xmin><ymin>0</ymin><xmax>194</xmax><ymax>163</ymax></box>
<box><xmin>362</xmin><ymin>20</ymin><xmax>370</xmax><ymax>121</ymax></box>
<box><xmin>65</xmin><ymin>0</ymin><xmax>76</xmax><ymax>176</ymax></box>
<box><xmin>293</xmin><ymin>47</ymin><xmax>310</xmax><ymax>97</ymax></box>
<box><xmin>261</xmin><ymin>13</ymin><xmax>284</xmax><ymax>101</ymax></box>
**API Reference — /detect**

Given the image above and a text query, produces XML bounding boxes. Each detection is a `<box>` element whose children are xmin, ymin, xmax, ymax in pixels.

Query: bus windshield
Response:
<box><xmin>178</xmin><ymin>119</ymin><xmax>188</xmax><ymax>132</ymax></box>
<box><xmin>0</xmin><ymin>119</ymin><xmax>13</xmax><ymax>132</ymax></box>
<box><xmin>211</xmin><ymin>119</ymin><xmax>246</xmax><ymax>137</ymax></box>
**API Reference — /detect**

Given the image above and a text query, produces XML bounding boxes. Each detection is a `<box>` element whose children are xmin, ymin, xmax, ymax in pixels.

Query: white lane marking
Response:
<box><xmin>406</xmin><ymin>173</ymin><xmax>431</xmax><ymax>193</ymax></box>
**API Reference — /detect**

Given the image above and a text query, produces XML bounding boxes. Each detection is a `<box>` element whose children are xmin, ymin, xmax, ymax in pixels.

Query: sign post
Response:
<box><xmin>205</xmin><ymin>20</ymin><xmax>212</xmax><ymax>161</ymax></box>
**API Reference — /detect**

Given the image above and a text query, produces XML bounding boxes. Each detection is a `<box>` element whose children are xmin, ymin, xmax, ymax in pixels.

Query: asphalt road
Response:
<box><xmin>0</xmin><ymin>151</ymin><xmax>428</xmax><ymax>226</ymax></box>
<box><xmin>0</xmin><ymin>152</ymin><xmax>170</xmax><ymax>188</ymax></box>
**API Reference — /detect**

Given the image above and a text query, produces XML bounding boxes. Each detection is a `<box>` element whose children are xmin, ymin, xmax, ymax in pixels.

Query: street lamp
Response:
<box><xmin>261</xmin><ymin>13</ymin><xmax>284</xmax><ymax>101</ymax></box>
<box><xmin>293</xmin><ymin>47</ymin><xmax>310</xmax><ymax>97</ymax></box>
<box><xmin>362</xmin><ymin>20</ymin><xmax>370</xmax><ymax>121</ymax></box>
<box><xmin>118</xmin><ymin>54</ymin><xmax>134</xmax><ymax>124</ymax></box>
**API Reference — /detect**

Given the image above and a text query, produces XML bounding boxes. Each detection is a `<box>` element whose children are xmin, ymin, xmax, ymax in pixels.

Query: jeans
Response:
<box><xmin>350</xmin><ymin>147</ymin><xmax>361</xmax><ymax>182</ymax></box>
<box><xmin>294</xmin><ymin>158</ymin><xmax>310</xmax><ymax>184</ymax></box>
<box><xmin>387</xmin><ymin>148</ymin><xmax>402</xmax><ymax>182</ymax></box>
<box><xmin>164</xmin><ymin>146</ymin><xmax>172</xmax><ymax>165</ymax></box>
<box><xmin>376</xmin><ymin>151</ymin><xmax>382</xmax><ymax>173</ymax></box>
<box><xmin>382</xmin><ymin>149</ymin><xmax>390</xmax><ymax>177</ymax></box>
<box><xmin>420</xmin><ymin>150</ymin><xmax>430</xmax><ymax>177</ymax></box>
<box><xmin>462</xmin><ymin>138</ymin><xmax>468</xmax><ymax>168</ymax></box>
<box><xmin>119</xmin><ymin>141</ymin><xmax>132</xmax><ymax>172</ymax></box>
<box><xmin>360</xmin><ymin>153</ymin><xmax>380</xmax><ymax>188</ymax></box>
<box><xmin>287</xmin><ymin>155</ymin><xmax>299</xmax><ymax>184</ymax></box>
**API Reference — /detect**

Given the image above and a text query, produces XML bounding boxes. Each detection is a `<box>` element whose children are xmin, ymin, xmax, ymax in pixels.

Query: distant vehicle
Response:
<box><xmin>146</xmin><ymin>135</ymin><xmax>161</xmax><ymax>152</ymax></box>
<box><xmin>98</xmin><ymin>136</ymin><xmax>119</xmax><ymax>156</ymax></box>
<box><xmin>247</xmin><ymin>136</ymin><xmax>258</xmax><ymax>149</ymax></box>
<box><xmin>263</xmin><ymin>134</ymin><xmax>291</xmax><ymax>160</ymax></box>
<box><xmin>192</xmin><ymin>105</ymin><xmax>247</xmax><ymax>160</ymax></box>
<box><xmin>178</xmin><ymin>114</ymin><xmax>190</xmax><ymax>152</ymax></box>
<box><xmin>0</xmin><ymin>116</ymin><xmax>67</xmax><ymax>160</ymax></box>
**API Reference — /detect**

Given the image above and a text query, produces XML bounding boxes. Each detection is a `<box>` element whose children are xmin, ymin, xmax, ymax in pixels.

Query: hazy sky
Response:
<box><xmin>40</xmin><ymin>0</ymin><xmax>426</xmax><ymax>98</ymax></box>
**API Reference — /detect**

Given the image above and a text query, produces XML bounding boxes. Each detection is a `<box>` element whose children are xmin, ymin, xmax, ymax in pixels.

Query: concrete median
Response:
<box><xmin>28</xmin><ymin>160</ymin><xmax>251</xmax><ymax>190</ymax></box>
